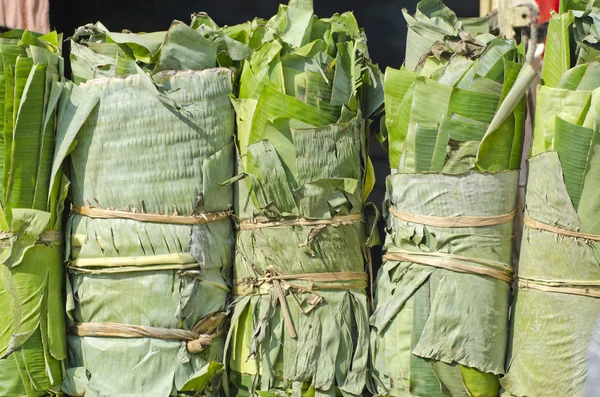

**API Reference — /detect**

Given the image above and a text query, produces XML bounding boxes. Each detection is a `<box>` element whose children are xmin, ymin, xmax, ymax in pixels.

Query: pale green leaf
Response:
<box><xmin>554</xmin><ymin>115</ymin><xmax>595</xmax><ymax>208</ymax></box>
<box><xmin>154</xmin><ymin>21</ymin><xmax>218</xmax><ymax>73</ymax></box>
<box><xmin>542</xmin><ymin>11</ymin><xmax>575</xmax><ymax>87</ymax></box>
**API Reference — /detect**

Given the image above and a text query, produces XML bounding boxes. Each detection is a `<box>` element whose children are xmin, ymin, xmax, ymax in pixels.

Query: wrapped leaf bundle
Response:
<box><xmin>224</xmin><ymin>1</ymin><xmax>383</xmax><ymax>395</ymax></box>
<box><xmin>56</xmin><ymin>20</ymin><xmax>245</xmax><ymax>397</ymax></box>
<box><xmin>0</xmin><ymin>30</ymin><xmax>68</xmax><ymax>396</ymax></box>
<box><xmin>502</xmin><ymin>2</ymin><xmax>600</xmax><ymax>395</ymax></box>
<box><xmin>370</xmin><ymin>1</ymin><xmax>534</xmax><ymax>396</ymax></box>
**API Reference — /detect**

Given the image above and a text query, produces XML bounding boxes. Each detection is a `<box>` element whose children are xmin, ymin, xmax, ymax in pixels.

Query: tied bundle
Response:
<box><xmin>370</xmin><ymin>1</ymin><xmax>535</xmax><ymax>396</ymax></box>
<box><xmin>0</xmin><ymin>30</ymin><xmax>68</xmax><ymax>396</ymax></box>
<box><xmin>223</xmin><ymin>0</ymin><xmax>383</xmax><ymax>396</ymax></box>
<box><xmin>502</xmin><ymin>1</ymin><xmax>600</xmax><ymax>395</ymax></box>
<box><xmin>55</xmin><ymin>17</ymin><xmax>249</xmax><ymax>397</ymax></box>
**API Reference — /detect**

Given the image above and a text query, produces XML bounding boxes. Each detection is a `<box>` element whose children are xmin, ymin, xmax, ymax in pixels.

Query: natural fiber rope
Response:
<box><xmin>237</xmin><ymin>212</ymin><xmax>374</xmax><ymax>307</ymax></box>
<box><xmin>389</xmin><ymin>207</ymin><xmax>516</xmax><ymax>228</ymax></box>
<box><xmin>234</xmin><ymin>268</ymin><xmax>368</xmax><ymax>338</ymax></box>
<box><xmin>233</xmin><ymin>271</ymin><xmax>369</xmax><ymax>295</ymax></box>
<box><xmin>67</xmin><ymin>263</ymin><xmax>201</xmax><ymax>275</ymax></box>
<box><xmin>392</xmin><ymin>250</ymin><xmax>512</xmax><ymax>271</ymax></box>
<box><xmin>518</xmin><ymin>277</ymin><xmax>600</xmax><ymax>299</ymax></box>
<box><xmin>70</xmin><ymin>312</ymin><xmax>227</xmax><ymax>353</ymax></box>
<box><xmin>68</xmin><ymin>205</ymin><xmax>229</xmax><ymax>275</ymax></box>
<box><xmin>236</xmin><ymin>214</ymin><xmax>370</xmax><ymax>337</ymax></box>
<box><xmin>72</xmin><ymin>205</ymin><xmax>231</xmax><ymax>225</ymax></box>
<box><xmin>523</xmin><ymin>216</ymin><xmax>600</xmax><ymax>241</ymax></box>
<box><xmin>70</xmin><ymin>322</ymin><xmax>200</xmax><ymax>341</ymax></box>
<box><xmin>383</xmin><ymin>251</ymin><xmax>513</xmax><ymax>283</ymax></box>
<box><xmin>69</xmin><ymin>253</ymin><xmax>197</xmax><ymax>268</ymax></box>
<box><xmin>237</xmin><ymin>213</ymin><xmax>364</xmax><ymax>231</ymax></box>
<box><xmin>520</xmin><ymin>218</ymin><xmax>600</xmax><ymax>298</ymax></box>
<box><xmin>0</xmin><ymin>230</ymin><xmax>63</xmax><ymax>248</ymax></box>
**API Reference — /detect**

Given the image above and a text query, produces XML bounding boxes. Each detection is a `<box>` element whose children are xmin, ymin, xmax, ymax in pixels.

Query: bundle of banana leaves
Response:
<box><xmin>502</xmin><ymin>1</ymin><xmax>600</xmax><ymax>395</ymax></box>
<box><xmin>223</xmin><ymin>0</ymin><xmax>383</xmax><ymax>396</ymax></box>
<box><xmin>54</xmin><ymin>18</ymin><xmax>246</xmax><ymax>397</ymax></box>
<box><xmin>0</xmin><ymin>29</ymin><xmax>69</xmax><ymax>396</ymax></box>
<box><xmin>370</xmin><ymin>1</ymin><xmax>534</xmax><ymax>396</ymax></box>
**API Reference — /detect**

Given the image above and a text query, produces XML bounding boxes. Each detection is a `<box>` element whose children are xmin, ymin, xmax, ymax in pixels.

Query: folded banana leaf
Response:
<box><xmin>502</xmin><ymin>3</ymin><xmax>600</xmax><ymax>395</ymax></box>
<box><xmin>0</xmin><ymin>29</ymin><xmax>69</xmax><ymax>396</ymax></box>
<box><xmin>222</xmin><ymin>1</ymin><xmax>383</xmax><ymax>396</ymax></box>
<box><xmin>54</xmin><ymin>19</ymin><xmax>243</xmax><ymax>397</ymax></box>
<box><xmin>370</xmin><ymin>1</ymin><xmax>535</xmax><ymax>396</ymax></box>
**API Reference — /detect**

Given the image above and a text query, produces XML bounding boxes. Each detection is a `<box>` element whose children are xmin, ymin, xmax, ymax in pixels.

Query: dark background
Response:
<box><xmin>49</xmin><ymin>0</ymin><xmax>480</xmax><ymax>265</ymax></box>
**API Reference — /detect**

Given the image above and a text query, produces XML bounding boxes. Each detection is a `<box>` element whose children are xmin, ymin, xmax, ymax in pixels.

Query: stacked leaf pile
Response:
<box><xmin>0</xmin><ymin>29</ymin><xmax>69</xmax><ymax>396</ymax></box>
<box><xmin>502</xmin><ymin>1</ymin><xmax>600</xmax><ymax>395</ymax></box>
<box><xmin>56</xmin><ymin>19</ymin><xmax>245</xmax><ymax>397</ymax></box>
<box><xmin>224</xmin><ymin>0</ymin><xmax>383</xmax><ymax>396</ymax></box>
<box><xmin>370</xmin><ymin>1</ymin><xmax>534</xmax><ymax>396</ymax></box>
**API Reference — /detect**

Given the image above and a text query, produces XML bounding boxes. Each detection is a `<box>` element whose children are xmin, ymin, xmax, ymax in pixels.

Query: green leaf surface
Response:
<box><xmin>154</xmin><ymin>21</ymin><xmax>218</xmax><ymax>73</ymax></box>
<box><xmin>7</xmin><ymin>62</ymin><xmax>46</xmax><ymax>211</ymax></box>
<box><xmin>0</xmin><ymin>29</ymin><xmax>73</xmax><ymax>394</ymax></box>
<box><xmin>448</xmin><ymin>88</ymin><xmax>499</xmax><ymax>124</ymax></box>
<box><xmin>374</xmin><ymin>3</ymin><xmax>530</xmax><ymax>395</ymax></box>
<box><xmin>414</xmin><ymin>124</ymin><xmax>440</xmax><ymax>172</ymax></box>
<box><xmin>384</xmin><ymin>67</ymin><xmax>418</xmax><ymax>168</ymax></box>
<box><xmin>532</xmin><ymin>86</ymin><xmax>591</xmax><ymax>156</ymax></box>
<box><xmin>501</xmin><ymin>4</ymin><xmax>600</xmax><ymax>395</ymax></box>
<box><xmin>402</xmin><ymin>77</ymin><xmax>452</xmax><ymax>173</ymax></box>
<box><xmin>475</xmin><ymin>63</ymin><xmax>535</xmax><ymax>171</ymax></box>
<box><xmin>554</xmin><ymin>115</ymin><xmax>594</xmax><ymax>209</ymax></box>
<box><xmin>280</xmin><ymin>0</ymin><xmax>314</xmax><ymax>48</ymax></box>
<box><xmin>249</xmin><ymin>86</ymin><xmax>337</xmax><ymax>175</ymax></box>
<box><xmin>578</xmin><ymin>120</ymin><xmax>600</xmax><ymax>235</ymax></box>
<box><xmin>557</xmin><ymin>62</ymin><xmax>588</xmax><ymax>89</ymax></box>
<box><xmin>542</xmin><ymin>11</ymin><xmax>574</xmax><ymax>87</ymax></box>
<box><xmin>459</xmin><ymin>365</ymin><xmax>500</xmax><ymax>397</ymax></box>
<box><xmin>228</xmin><ymin>4</ymin><xmax>380</xmax><ymax>395</ymax></box>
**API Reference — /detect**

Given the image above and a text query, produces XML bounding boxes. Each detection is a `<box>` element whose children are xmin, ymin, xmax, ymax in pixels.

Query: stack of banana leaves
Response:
<box><xmin>223</xmin><ymin>0</ymin><xmax>383</xmax><ymax>396</ymax></box>
<box><xmin>502</xmin><ymin>1</ymin><xmax>600</xmax><ymax>395</ymax></box>
<box><xmin>370</xmin><ymin>1</ymin><xmax>535</xmax><ymax>396</ymax></box>
<box><xmin>0</xmin><ymin>30</ymin><xmax>69</xmax><ymax>396</ymax></box>
<box><xmin>54</xmin><ymin>17</ymin><xmax>248</xmax><ymax>397</ymax></box>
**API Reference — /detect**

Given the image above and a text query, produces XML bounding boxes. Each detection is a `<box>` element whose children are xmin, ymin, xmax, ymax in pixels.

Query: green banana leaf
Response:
<box><xmin>223</xmin><ymin>1</ymin><xmax>383</xmax><ymax>396</ymax></box>
<box><xmin>370</xmin><ymin>2</ymin><xmax>533</xmax><ymax>396</ymax></box>
<box><xmin>501</xmin><ymin>153</ymin><xmax>600</xmax><ymax>397</ymax></box>
<box><xmin>57</xmin><ymin>20</ymin><xmax>240</xmax><ymax>397</ymax></box>
<box><xmin>0</xmin><ymin>29</ymin><xmax>68</xmax><ymax>396</ymax></box>
<box><xmin>69</xmin><ymin>18</ymin><xmax>249</xmax><ymax>84</ymax></box>
<box><xmin>371</xmin><ymin>171</ymin><xmax>518</xmax><ymax>397</ymax></box>
<box><xmin>502</xmin><ymin>3</ymin><xmax>600</xmax><ymax>395</ymax></box>
<box><xmin>382</xmin><ymin>4</ymin><xmax>534</xmax><ymax>172</ymax></box>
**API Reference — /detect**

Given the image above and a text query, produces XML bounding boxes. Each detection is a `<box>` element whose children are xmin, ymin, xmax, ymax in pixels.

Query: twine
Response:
<box><xmin>524</xmin><ymin>216</ymin><xmax>600</xmax><ymax>241</ymax></box>
<box><xmin>389</xmin><ymin>207</ymin><xmax>516</xmax><ymax>228</ymax></box>
<box><xmin>70</xmin><ymin>312</ymin><xmax>226</xmax><ymax>353</ymax></box>
<box><xmin>383</xmin><ymin>251</ymin><xmax>513</xmax><ymax>283</ymax></box>
<box><xmin>72</xmin><ymin>205</ymin><xmax>231</xmax><ymax>225</ymax></box>
<box><xmin>234</xmin><ymin>268</ymin><xmax>368</xmax><ymax>339</ymax></box>
<box><xmin>518</xmin><ymin>277</ymin><xmax>600</xmax><ymax>299</ymax></box>
<box><xmin>237</xmin><ymin>213</ymin><xmax>364</xmax><ymax>231</ymax></box>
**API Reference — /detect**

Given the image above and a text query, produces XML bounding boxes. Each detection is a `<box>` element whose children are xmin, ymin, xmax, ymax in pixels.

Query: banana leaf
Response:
<box><xmin>371</xmin><ymin>171</ymin><xmax>518</xmax><ymax>397</ymax></box>
<box><xmin>0</xmin><ymin>29</ymin><xmax>68</xmax><ymax>396</ymax></box>
<box><xmin>223</xmin><ymin>1</ymin><xmax>383</xmax><ymax>396</ymax></box>
<box><xmin>56</xmin><ymin>20</ymin><xmax>240</xmax><ymax>397</ymax></box>
<box><xmin>69</xmin><ymin>18</ymin><xmax>249</xmax><ymax>84</ymax></box>
<box><xmin>541</xmin><ymin>0</ymin><xmax>600</xmax><ymax>85</ymax></box>
<box><xmin>370</xmin><ymin>2</ymin><xmax>534</xmax><ymax>396</ymax></box>
<box><xmin>502</xmin><ymin>3</ymin><xmax>600</xmax><ymax>395</ymax></box>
